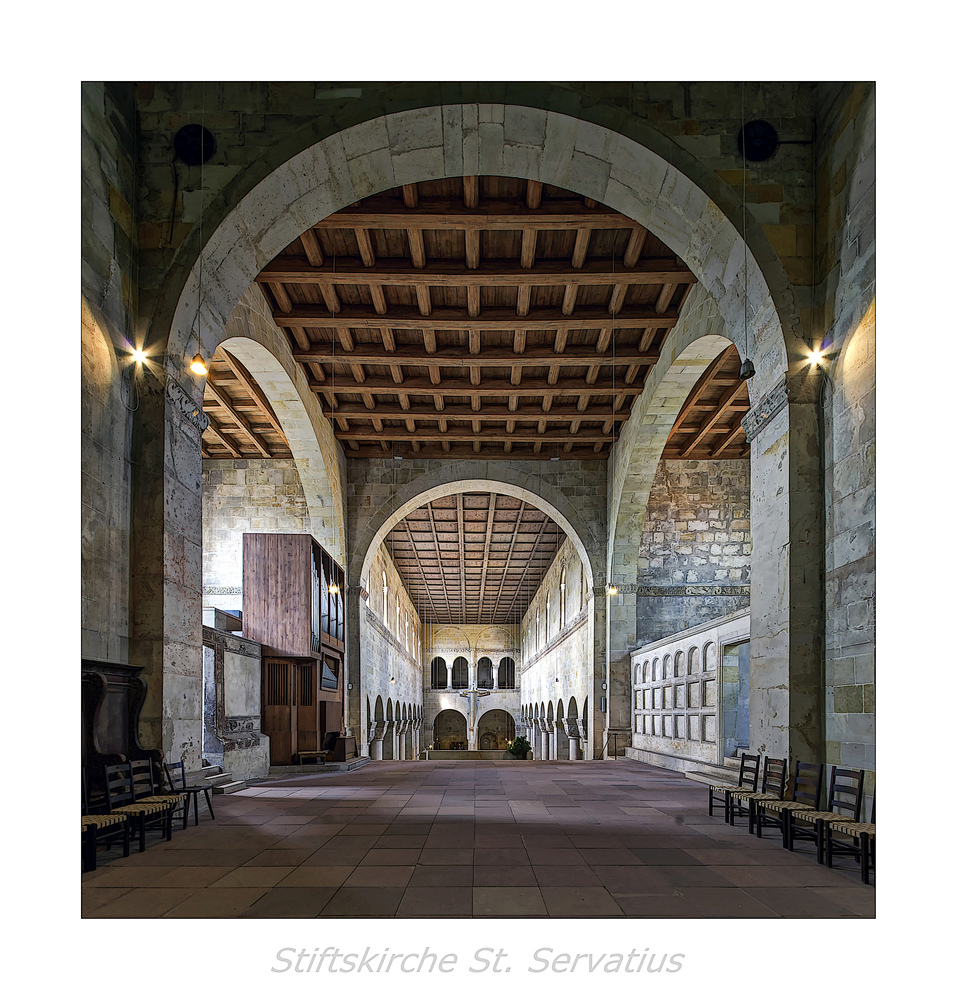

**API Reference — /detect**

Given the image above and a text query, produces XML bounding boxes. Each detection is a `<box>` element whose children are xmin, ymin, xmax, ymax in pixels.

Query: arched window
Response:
<box><xmin>477</xmin><ymin>657</ymin><xmax>493</xmax><ymax>688</ymax></box>
<box><xmin>430</xmin><ymin>657</ymin><xmax>447</xmax><ymax>689</ymax></box>
<box><xmin>498</xmin><ymin>657</ymin><xmax>515</xmax><ymax>689</ymax></box>
<box><xmin>560</xmin><ymin>569</ymin><xmax>567</xmax><ymax>629</ymax></box>
<box><xmin>451</xmin><ymin>657</ymin><xmax>469</xmax><ymax>689</ymax></box>
<box><xmin>382</xmin><ymin>572</ymin><xmax>388</xmax><ymax>620</ymax></box>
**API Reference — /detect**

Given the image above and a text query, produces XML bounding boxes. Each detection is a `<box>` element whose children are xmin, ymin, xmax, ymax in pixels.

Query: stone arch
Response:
<box><xmin>213</xmin><ymin>289</ymin><xmax>345</xmax><ymax>562</ymax></box>
<box><xmin>477</xmin><ymin>709</ymin><xmax>515</xmax><ymax>750</ymax></box>
<box><xmin>433</xmin><ymin>709</ymin><xmax>468</xmax><ymax>750</ymax></box>
<box><xmin>356</xmin><ymin>472</ymin><xmax>599</xmax><ymax>595</ymax></box>
<box><xmin>164</xmin><ymin>103</ymin><xmax>794</xmax><ymax>400</ymax></box>
<box><xmin>373</xmin><ymin>696</ymin><xmax>384</xmax><ymax>722</ymax></box>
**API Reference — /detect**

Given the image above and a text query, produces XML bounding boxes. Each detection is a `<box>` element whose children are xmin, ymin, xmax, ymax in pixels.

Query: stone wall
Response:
<box><xmin>81</xmin><ymin>82</ymin><xmax>138</xmax><ymax>662</ymax></box>
<box><xmin>521</xmin><ymin>537</ymin><xmax>594</xmax><ymax>756</ymax></box>
<box><xmin>634</xmin><ymin>458</ymin><xmax>751</xmax><ymax>647</ymax></box>
<box><xmin>201</xmin><ymin>458</ymin><xmax>312</xmax><ymax>610</ymax></box>
<box><xmin>815</xmin><ymin>84</ymin><xmax>876</xmax><ymax>780</ymax></box>
<box><xmin>361</xmin><ymin>543</ymin><xmax>424</xmax><ymax>753</ymax></box>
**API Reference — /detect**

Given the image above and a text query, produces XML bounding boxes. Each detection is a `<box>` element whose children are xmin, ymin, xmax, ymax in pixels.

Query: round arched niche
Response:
<box><xmin>478</xmin><ymin>709</ymin><xmax>515</xmax><ymax>750</ymax></box>
<box><xmin>433</xmin><ymin>709</ymin><xmax>468</xmax><ymax>750</ymax></box>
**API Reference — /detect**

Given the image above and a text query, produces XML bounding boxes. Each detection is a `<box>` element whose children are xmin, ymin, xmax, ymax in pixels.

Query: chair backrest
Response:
<box><xmin>825</xmin><ymin>766</ymin><xmax>865</xmax><ymax>820</ymax></box>
<box><xmin>789</xmin><ymin>761</ymin><xmax>824</xmax><ymax>808</ymax></box>
<box><xmin>103</xmin><ymin>762</ymin><xmax>135</xmax><ymax>810</ymax></box>
<box><xmin>760</xmin><ymin>757</ymin><xmax>788</xmax><ymax>797</ymax></box>
<box><xmin>738</xmin><ymin>752</ymin><xmax>761</xmax><ymax>792</ymax></box>
<box><xmin>164</xmin><ymin>761</ymin><xmax>187</xmax><ymax>791</ymax></box>
<box><xmin>129</xmin><ymin>759</ymin><xmax>158</xmax><ymax>799</ymax></box>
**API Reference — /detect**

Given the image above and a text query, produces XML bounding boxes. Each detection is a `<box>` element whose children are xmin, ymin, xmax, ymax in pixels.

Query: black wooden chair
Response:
<box><xmin>164</xmin><ymin>760</ymin><xmax>216</xmax><ymax>827</ymax></box>
<box><xmin>755</xmin><ymin>760</ymin><xmax>824</xmax><ymax>847</ymax></box>
<box><xmin>708</xmin><ymin>752</ymin><xmax>760</xmax><ymax>821</ymax></box>
<box><xmin>787</xmin><ymin>766</ymin><xmax>865</xmax><ymax>864</ymax></box>
<box><xmin>103</xmin><ymin>762</ymin><xmax>174</xmax><ymax>852</ymax></box>
<box><xmin>81</xmin><ymin>767</ymin><xmax>130</xmax><ymax>872</ymax></box>
<box><xmin>726</xmin><ymin>757</ymin><xmax>788</xmax><ymax>831</ymax></box>
<box><xmin>129</xmin><ymin>758</ymin><xmax>189</xmax><ymax>826</ymax></box>
<box><xmin>825</xmin><ymin>796</ymin><xmax>875</xmax><ymax>883</ymax></box>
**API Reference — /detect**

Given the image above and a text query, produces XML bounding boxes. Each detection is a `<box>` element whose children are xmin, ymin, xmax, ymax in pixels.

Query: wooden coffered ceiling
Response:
<box><xmin>384</xmin><ymin>493</ymin><xmax>565</xmax><ymax>625</ymax></box>
<box><xmin>662</xmin><ymin>345</ymin><xmax>750</xmax><ymax>461</ymax></box>
<box><xmin>201</xmin><ymin>349</ymin><xmax>292</xmax><ymax>460</ymax></box>
<box><xmin>254</xmin><ymin>175</ymin><xmax>700</xmax><ymax>461</ymax></box>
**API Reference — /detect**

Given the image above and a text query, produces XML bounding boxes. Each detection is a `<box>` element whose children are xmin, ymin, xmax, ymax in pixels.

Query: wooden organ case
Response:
<box><xmin>242</xmin><ymin>533</ymin><xmax>350</xmax><ymax>764</ymax></box>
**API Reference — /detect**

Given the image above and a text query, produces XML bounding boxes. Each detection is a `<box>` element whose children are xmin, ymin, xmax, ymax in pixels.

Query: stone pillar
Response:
<box><xmin>743</xmin><ymin>375</ymin><xmax>825</xmax><ymax>763</ymax></box>
<box><xmin>568</xmin><ymin>737</ymin><xmax>580</xmax><ymax>760</ymax></box>
<box><xmin>346</xmin><ymin>587</ymin><xmax>365</xmax><ymax>752</ymax></box>
<box><xmin>129</xmin><ymin>370</ymin><xmax>207</xmax><ymax>770</ymax></box>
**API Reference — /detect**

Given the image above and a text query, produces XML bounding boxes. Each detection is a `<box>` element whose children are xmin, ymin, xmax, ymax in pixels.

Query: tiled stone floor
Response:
<box><xmin>81</xmin><ymin>760</ymin><xmax>874</xmax><ymax>918</ymax></box>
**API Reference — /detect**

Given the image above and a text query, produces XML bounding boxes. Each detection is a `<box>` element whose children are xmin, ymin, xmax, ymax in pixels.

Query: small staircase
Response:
<box><xmin>199</xmin><ymin>764</ymin><xmax>246</xmax><ymax>794</ymax></box>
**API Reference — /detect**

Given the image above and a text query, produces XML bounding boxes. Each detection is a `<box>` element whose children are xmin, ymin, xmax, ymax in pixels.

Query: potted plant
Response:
<box><xmin>504</xmin><ymin>736</ymin><xmax>533</xmax><ymax>760</ymax></box>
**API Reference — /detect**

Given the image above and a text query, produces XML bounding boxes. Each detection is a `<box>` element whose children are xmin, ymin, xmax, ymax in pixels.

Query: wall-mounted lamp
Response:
<box><xmin>328</xmin><ymin>582</ymin><xmax>340</xmax><ymax>595</ymax></box>
<box><xmin>739</xmin><ymin>358</ymin><xmax>755</xmax><ymax>380</ymax></box>
<box><xmin>808</xmin><ymin>349</ymin><xmax>824</xmax><ymax>366</ymax></box>
<box><xmin>606</xmin><ymin>584</ymin><xmax>619</xmax><ymax>597</ymax></box>
<box><xmin>131</xmin><ymin>348</ymin><xmax>147</xmax><ymax>364</ymax></box>
<box><xmin>190</xmin><ymin>353</ymin><xmax>208</xmax><ymax>376</ymax></box>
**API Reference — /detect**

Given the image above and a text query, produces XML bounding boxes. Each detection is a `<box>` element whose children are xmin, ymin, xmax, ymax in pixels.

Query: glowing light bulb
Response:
<box><xmin>607</xmin><ymin>584</ymin><xmax>619</xmax><ymax>597</ymax></box>
<box><xmin>190</xmin><ymin>353</ymin><xmax>208</xmax><ymax>376</ymax></box>
<box><xmin>132</xmin><ymin>348</ymin><xmax>147</xmax><ymax>364</ymax></box>
<box><xmin>808</xmin><ymin>349</ymin><xmax>824</xmax><ymax>366</ymax></box>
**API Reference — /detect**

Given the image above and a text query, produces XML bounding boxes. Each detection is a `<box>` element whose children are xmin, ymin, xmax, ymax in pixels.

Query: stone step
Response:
<box><xmin>684</xmin><ymin>763</ymin><xmax>742</xmax><ymax>786</ymax></box>
<box><xmin>212</xmin><ymin>779</ymin><xmax>247</xmax><ymax>794</ymax></box>
<box><xmin>268</xmin><ymin>756</ymin><xmax>371</xmax><ymax>776</ymax></box>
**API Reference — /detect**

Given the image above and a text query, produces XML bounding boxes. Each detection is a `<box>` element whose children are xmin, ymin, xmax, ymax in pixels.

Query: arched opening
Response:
<box><xmin>497</xmin><ymin>657</ymin><xmax>515</xmax><ymax>690</ymax></box>
<box><xmin>433</xmin><ymin>709</ymin><xmax>468</xmax><ymax>751</ymax></box>
<box><xmin>477</xmin><ymin>709</ymin><xmax>515</xmax><ymax>751</ymax></box>
<box><xmin>430</xmin><ymin>657</ymin><xmax>448</xmax><ymax>690</ymax></box>
<box><xmin>476</xmin><ymin>657</ymin><xmax>493</xmax><ymax>688</ymax></box>
<box><xmin>156</xmin><ymin>100</ymin><xmax>798</xmax><ymax>770</ymax></box>
<box><xmin>451</xmin><ymin>656</ymin><xmax>469</xmax><ymax>690</ymax></box>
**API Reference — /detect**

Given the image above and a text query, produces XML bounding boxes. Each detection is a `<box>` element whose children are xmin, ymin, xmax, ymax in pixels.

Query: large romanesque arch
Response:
<box><xmin>144</xmin><ymin>100</ymin><xmax>809</xmax><ymax>767</ymax></box>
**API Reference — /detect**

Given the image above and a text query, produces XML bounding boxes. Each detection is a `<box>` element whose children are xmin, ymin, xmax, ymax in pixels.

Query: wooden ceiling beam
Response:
<box><xmin>679</xmin><ymin>382</ymin><xmax>750</xmax><ymax>457</ymax></box>
<box><xmin>258</xmin><ymin>256</ymin><xmax>695</xmax><ymax>286</ymax></box>
<box><xmin>326</xmin><ymin>401</ymin><xmax>630</xmax><ymax>422</ymax></box>
<box><xmin>204</xmin><ymin>380</ymin><xmax>272</xmax><ymax>458</ymax></box>
<box><xmin>275</xmin><ymin>304</ymin><xmax>680</xmax><ymax>330</ymax></box>
<box><xmin>218</xmin><ymin>350</ymin><xmax>287</xmax><ymax>438</ymax></box>
<box><xmin>296</xmin><ymin>345</ymin><xmax>658</xmax><ymax>366</ymax></box>
<box><xmin>623</xmin><ymin>225</ymin><xmax>648</xmax><ymax>267</ymax></box>
<box><xmin>310</xmin><ymin>373</ymin><xmax>642</xmax><ymax>397</ymax></box>
<box><xmin>299</xmin><ymin>228</ymin><xmax>324</xmax><ymax>266</ymax></box>
<box><xmin>202</xmin><ymin>414</ymin><xmax>243</xmax><ymax>459</ymax></box>
<box><xmin>709</xmin><ymin>418</ymin><xmax>746</xmax><ymax>457</ymax></box>
<box><xmin>335</xmin><ymin>427</ymin><xmax>616</xmax><ymax>444</ymax></box>
<box><xmin>312</xmin><ymin>200</ymin><xmax>646</xmax><ymax>230</ymax></box>
<box><xmin>670</xmin><ymin>346</ymin><xmax>739</xmax><ymax>429</ymax></box>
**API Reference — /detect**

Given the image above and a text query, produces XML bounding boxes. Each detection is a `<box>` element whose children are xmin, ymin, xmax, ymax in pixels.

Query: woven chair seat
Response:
<box><xmin>761</xmin><ymin>799</ymin><xmax>818</xmax><ymax>813</ymax></box>
<box><xmin>790</xmin><ymin>809</ymin><xmax>857</xmax><ymax>824</ymax></box>
<box><xmin>111</xmin><ymin>801</ymin><xmax>171</xmax><ymax>817</ymax></box>
<box><xmin>710</xmin><ymin>784</ymin><xmax>754</xmax><ymax>794</ymax></box>
<box><xmin>139</xmin><ymin>793</ymin><xmax>188</xmax><ymax>804</ymax></box>
<box><xmin>827</xmin><ymin>820</ymin><xmax>875</xmax><ymax>837</ymax></box>
<box><xmin>732</xmin><ymin>791</ymin><xmax>781</xmax><ymax>802</ymax></box>
<box><xmin>81</xmin><ymin>813</ymin><xmax>127</xmax><ymax>831</ymax></box>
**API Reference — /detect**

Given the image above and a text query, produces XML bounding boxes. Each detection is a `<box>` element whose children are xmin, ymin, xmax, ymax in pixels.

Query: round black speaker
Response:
<box><xmin>737</xmin><ymin>120</ymin><xmax>778</xmax><ymax>162</ymax></box>
<box><xmin>174</xmin><ymin>124</ymin><xmax>216</xmax><ymax>166</ymax></box>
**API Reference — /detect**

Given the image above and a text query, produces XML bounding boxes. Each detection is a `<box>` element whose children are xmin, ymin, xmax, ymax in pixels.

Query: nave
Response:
<box><xmin>81</xmin><ymin>760</ymin><xmax>873</xmax><ymax>919</ymax></box>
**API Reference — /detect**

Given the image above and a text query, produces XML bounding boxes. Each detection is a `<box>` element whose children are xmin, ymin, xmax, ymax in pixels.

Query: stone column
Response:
<box><xmin>128</xmin><ymin>370</ymin><xmax>207</xmax><ymax>770</ymax></box>
<box><xmin>743</xmin><ymin>375</ymin><xmax>825</xmax><ymax>763</ymax></box>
